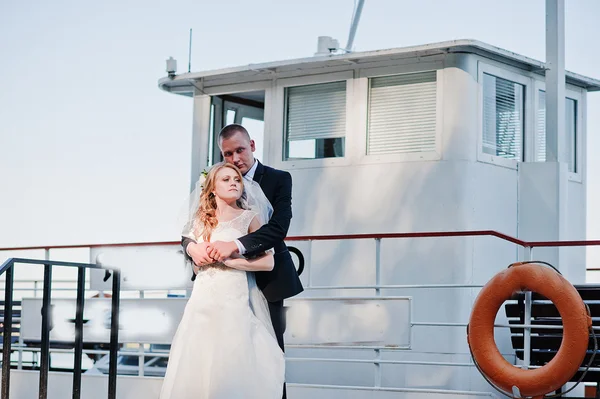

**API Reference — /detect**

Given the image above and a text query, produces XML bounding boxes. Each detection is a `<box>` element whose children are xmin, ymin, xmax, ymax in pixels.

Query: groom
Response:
<box><xmin>182</xmin><ymin>123</ymin><xmax>304</xmax><ymax>398</ymax></box>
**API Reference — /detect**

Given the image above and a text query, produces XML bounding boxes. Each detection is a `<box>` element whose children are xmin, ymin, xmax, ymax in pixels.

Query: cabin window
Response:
<box><xmin>482</xmin><ymin>73</ymin><xmax>525</xmax><ymax>161</ymax></box>
<box><xmin>535</xmin><ymin>90</ymin><xmax>577</xmax><ymax>173</ymax></box>
<box><xmin>284</xmin><ymin>81</ymin><xmax>346</xmax><ymax>160</ymax></box>
<box><xmin>366</xmin><ymin>71</ymin><xmax>437</xmax><ymax>155</ymax></box>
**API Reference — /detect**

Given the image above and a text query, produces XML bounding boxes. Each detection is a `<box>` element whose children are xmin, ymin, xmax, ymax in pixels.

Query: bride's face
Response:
<box><xmin>213</xmin><ymin>167</ymin><xmax>243</xmax><ymax>202</ymax></box>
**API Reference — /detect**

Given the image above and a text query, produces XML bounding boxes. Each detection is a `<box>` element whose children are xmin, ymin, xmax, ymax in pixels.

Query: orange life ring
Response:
<box><xmin>467</xmin><ymin>262</ymin><xmax>591</xmax><ymax>398</ymax></box>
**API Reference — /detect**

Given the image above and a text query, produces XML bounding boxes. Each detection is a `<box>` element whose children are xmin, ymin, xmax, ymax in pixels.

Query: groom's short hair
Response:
<box><xmin>218</xmin><ymin>124</ymin><xmax>251</xmax><ymax>144</ymax></box>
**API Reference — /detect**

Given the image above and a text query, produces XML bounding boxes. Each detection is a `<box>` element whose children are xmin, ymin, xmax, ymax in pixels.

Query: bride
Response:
<box><xmin>159</xmin><ymin>162</ymin><xmax>285</xmax><ymax>399</ymax></box>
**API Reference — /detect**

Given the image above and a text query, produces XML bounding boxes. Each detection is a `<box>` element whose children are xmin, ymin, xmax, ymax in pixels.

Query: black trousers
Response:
<box><xmin>268</xmin><ymin>300</ymin><xmax>286</xmax><ymax>399</ymax></box>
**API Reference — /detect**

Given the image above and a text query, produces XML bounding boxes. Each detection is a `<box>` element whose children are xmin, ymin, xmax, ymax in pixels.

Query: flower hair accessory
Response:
<box><xmin>198</xmin><ymin>169</ymin><xmax>208</xmax><ymax>189</ymax></box>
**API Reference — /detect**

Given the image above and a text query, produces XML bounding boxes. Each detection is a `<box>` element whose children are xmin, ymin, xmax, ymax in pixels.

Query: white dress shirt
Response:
<box><xmin>243</xmin><ymin>159</ymin><xmax>259</xmax><ymax>182</ymax></box>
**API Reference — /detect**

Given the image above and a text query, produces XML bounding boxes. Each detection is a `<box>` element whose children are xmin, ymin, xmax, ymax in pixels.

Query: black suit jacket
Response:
<box><xmin>182</xmin><ymin>161</ymin><xmax>304</xmax><ymax>303</ymax></box>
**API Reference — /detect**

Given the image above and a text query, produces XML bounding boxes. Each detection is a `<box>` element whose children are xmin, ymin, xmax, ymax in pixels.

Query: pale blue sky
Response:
<box><xmin>1</xmin><ymin>0</ymin><xmax>598</xmax><ymax>254</ymax></box>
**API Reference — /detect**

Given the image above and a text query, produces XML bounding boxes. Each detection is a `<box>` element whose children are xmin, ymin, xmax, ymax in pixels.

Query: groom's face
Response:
<box><xmin>220</xmin><ymin>131</ymin><xmax>256</xmax><ymax>175</ymax></box>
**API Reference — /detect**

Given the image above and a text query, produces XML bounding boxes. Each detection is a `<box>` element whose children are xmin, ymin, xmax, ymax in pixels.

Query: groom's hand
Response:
<box><xmin>207</xmin><ymin>241</ymin><xmax>238</xmax><ymax>262</ymax></box>
<box><xmin>188</xmin><ymin>242</ymin><xmax>216</xmax><ymax>267</ymax></box>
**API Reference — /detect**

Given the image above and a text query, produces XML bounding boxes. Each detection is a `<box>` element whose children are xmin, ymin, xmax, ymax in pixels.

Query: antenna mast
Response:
<box><xmin>345</xmin><ymin>0</ymin><xmax>365</xmax><ymax>52</ymax></box>
<box><xmin>188</xmin><ymin>28</ymin><xmax>193</xmax><ymax>73</ymax></box>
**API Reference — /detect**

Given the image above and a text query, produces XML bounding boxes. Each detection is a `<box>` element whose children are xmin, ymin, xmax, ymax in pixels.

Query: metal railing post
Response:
<box><xmin>138</xmin><ymin>344</ymin><xmax>145</xmax><ymax>377</ymax></box>
<box><xmin>523</xmin><ymin>246</ymin><xmax>532</xmax><ymax>370</ymax></box>
<box><xmin>1</xmin><ymin>262</ymin><xmax>14</xmax><ymax>399</ymax></box>
<box><xmin>38</xmin><ymin>263</ymin><xmax>52</xmax><ymax>399</ymax></box>
<box><xmin>72</xmin><ymin>267</ymin><xmax>86</xmax><ymax>399</ymax></box>
<box><xmin>306</xmin><ymin>240</ymin><xmax>313</xmax><ymax>289</ymax></box>
<box><xmin>17</xmin><ymin>335</ymin><xmax>23</xmax><ymax>370</ymax></box>
<box><xmin>374</xmin><ymin>238</ymin><xmax>382</xmax><ymax>388</ymax></box>
<box><xmin>108</xmin><ymin>270</ymin><xmax>121</xmax><ymax>399</ymax></box>
<box><xmin>375</xmin><ymin>238</ymin><xmax>381</xmax><ymax>297</ymax></box>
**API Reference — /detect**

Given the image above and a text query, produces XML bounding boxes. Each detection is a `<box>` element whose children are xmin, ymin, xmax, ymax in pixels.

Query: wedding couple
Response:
<box><xmin>159</xmin><ymin>124</ymin><xmax>304</xmax><ymax>399</ymax></box>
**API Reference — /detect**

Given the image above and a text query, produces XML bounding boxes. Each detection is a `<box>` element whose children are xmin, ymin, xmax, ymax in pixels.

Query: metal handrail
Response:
<box><xmin>4</xmin><ymin>229</ymin><xmax>600</xmax><ymax>251</ymax></box>
<box><xmin>0</xmin><ymin>257</ymin><xmax>121</xmax><ymax>399</ymax></box>
<box><xmin>2</xmin><ymin>230</ymin><xmax>600</xmax><ymax>394</ymax></box>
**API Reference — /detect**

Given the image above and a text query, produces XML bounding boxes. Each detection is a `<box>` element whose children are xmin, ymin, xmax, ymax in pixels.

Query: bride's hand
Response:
<box><xmin>189</xmin><ymin>242</ymin><xmax>217</xmax><ymax>266</ymax></box>
<box><xmin>206</xmin><ymin>241</ymin><xmax>239</xmax><ymax>262</ymax></box>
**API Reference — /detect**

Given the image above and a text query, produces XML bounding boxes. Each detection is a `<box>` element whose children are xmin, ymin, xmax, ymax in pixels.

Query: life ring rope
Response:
<box><xmin>507</xmin><ymin>260</ymin><xmax>561</xmax><ymax>275</ymax></box>
<box><xmin>467</xmin><ymin>261</ymin><xmax>596</xmax><ymax>399</ymax></box>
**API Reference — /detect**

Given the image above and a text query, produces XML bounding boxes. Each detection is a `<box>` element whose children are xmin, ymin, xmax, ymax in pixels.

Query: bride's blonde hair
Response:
<box><xmin>195</xmin><ymin>162</ymin><xmax>247</xmax><ymax>241</ymax></box>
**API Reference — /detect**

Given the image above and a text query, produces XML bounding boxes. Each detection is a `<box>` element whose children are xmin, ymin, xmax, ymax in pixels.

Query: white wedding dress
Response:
<box><xmin>159</xmin><ymin>210</ymin><xmax>285</xmax><ymax>399</ymax></box>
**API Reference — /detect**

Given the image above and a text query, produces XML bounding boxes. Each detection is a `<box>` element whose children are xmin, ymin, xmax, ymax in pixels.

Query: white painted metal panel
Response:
<box><xmin>285</xmin><ymin>297</ymin><xmax>410</xmax><ymax>348</ymax></box>
<box><xmin>9</xmin><ymin>370</ymin><xmax>163</xmax><ymax>399</ymax></box>
<box><xmin>89</xmin><ymin>244</ymin><xmax>192</xmax><ymax>291</ymax></box>
<box><xmin>20</xmin><ymin>298</ymin><xmax>187</xmax><ymax>344</ymax></box>
<box><xmin>287</xmin><ymin>384</ymin><xmax>498</xmax><ymax>399</ymax></box>
<box><xmin>567</xmin><ymin>179</ymin><xmax>586</xmax><ymax>284</ymax></box>
<box><xmin>8</xmin><ymin>370</ymin><xmax>500</xmax><ymax>399</ymax></box>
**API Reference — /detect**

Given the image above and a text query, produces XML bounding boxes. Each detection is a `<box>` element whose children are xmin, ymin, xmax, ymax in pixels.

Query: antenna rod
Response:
<box><xmin>345</xmin><ymin>0</ymin><xmax>365</xmax><ymax>52</ymax></box>
<box><xmin>188</xmin><ymin>28</ymin><xmax>192</xmax><ymax>73</ymax></box>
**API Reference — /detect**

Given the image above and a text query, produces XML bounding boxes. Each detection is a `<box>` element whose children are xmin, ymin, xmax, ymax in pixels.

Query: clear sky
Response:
<box><xmin>1</xmin><ymin>0</ymin><xmax>599</xmax><ymax>260</ymax></box>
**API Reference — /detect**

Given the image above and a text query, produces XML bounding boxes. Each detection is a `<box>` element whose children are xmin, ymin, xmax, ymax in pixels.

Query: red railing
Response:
<box><xmin>3</xmin><ymin>229</ymin><xmax>600</xmax><ymax>252</ymax></box>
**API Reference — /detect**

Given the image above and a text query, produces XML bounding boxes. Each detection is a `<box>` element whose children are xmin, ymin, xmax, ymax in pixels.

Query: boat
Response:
<box><xmin>2</xmin><ymin>1</ymin><xmax>600</xmax><ymax>398</ymax></box>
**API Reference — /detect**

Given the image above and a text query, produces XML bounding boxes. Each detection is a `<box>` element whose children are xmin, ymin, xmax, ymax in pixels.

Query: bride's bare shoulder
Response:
<box><xmin>247</xmin><ymin>213</ymin><xmax>261</xmax><ymax>233</ymax></box>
